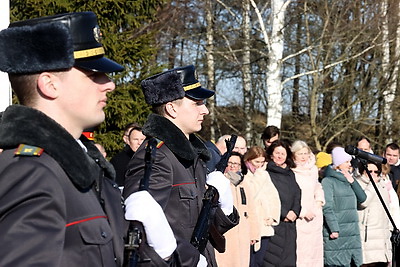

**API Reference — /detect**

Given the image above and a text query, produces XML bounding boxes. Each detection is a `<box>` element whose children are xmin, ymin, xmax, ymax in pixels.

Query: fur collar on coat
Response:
<box><xmin>142</xmin><ymin>113</ymin><xmax>210</xmax><ymax>162</ymax></box>
<box><xmin>0</xmin><ymin>105</ymin><xmax>115</xmax><ymax>190</ymax></box>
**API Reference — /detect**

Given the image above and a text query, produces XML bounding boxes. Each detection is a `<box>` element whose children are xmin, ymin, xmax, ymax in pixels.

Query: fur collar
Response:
<box><xmin>0</xmin><ymin>105</ymin><xmax>115</xmax><ymax>190</ymax></box>
<box><xmin>142</xmin><ymin>114</ymin><xmax>210</xmax><ymax>162</ymax></box>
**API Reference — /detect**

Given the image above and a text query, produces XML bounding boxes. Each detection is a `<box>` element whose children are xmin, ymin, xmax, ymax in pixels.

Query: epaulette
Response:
<box><xmin>156</xmin><ymin>139</ymin><xmax>164</xmax><ymax>148</ymax></box>
<box><xmin>15</xmin><ymin>144</ymin><xmax>44</xmax><ymax>157</ymax></box>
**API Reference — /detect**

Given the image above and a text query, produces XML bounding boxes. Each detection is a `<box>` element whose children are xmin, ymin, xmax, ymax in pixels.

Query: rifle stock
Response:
<box><xmin>190</xmin><ymin>135</ymin><xmax>238</xmax><ymax>253</ymax></box>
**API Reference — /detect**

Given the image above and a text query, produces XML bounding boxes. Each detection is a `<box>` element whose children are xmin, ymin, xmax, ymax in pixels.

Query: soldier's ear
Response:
<box><xmin>37</xmin><ymin>72</ymin><xmax>59</xmax><ymax>99</ymax></box>
<box><xmin>165</xmin><ymin>102</ymin><xmax>178</xmax><ymax>119</ymax></box>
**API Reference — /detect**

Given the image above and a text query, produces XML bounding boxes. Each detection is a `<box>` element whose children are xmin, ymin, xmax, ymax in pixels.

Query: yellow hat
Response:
<box><xmin>316</xmin><ymin>152</ymin><xmax>332</xmax><ymax>168</ymax></box>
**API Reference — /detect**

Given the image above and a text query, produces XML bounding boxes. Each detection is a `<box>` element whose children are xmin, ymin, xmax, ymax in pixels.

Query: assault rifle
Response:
<box><xmin>190</xmin><ymin>135</ymin><xmax>237</xmax><ymax>253</ymax></box>
<box><xmin>125</xmin><ymin>138</ymin><xmax>158</xmax><ymax>267</ymax></box>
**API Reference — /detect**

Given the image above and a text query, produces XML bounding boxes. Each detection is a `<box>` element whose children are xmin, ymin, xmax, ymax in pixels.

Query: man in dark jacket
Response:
<box><xmin>0</xmin><ymin>12</ymin><xmax>127</xmax><ymax>266</ymax></box>
<box><xmin>123</xmin><ymin>65</ymin><xmax>239</xmax><ymax>266</ymax></box>
<box><xmin>111</xmin><ymin>122</ymin><xmax>145</xmax><ymax>186</ymax></box>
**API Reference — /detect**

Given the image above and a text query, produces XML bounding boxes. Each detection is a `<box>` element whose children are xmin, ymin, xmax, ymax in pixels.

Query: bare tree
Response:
<box><xmin>242</xmin><ymin>0</ymin><xmax>253</xmax><ymax>142</ymax></box>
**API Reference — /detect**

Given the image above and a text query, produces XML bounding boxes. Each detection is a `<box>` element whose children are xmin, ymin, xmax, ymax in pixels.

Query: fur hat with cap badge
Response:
<box><xmin>0</xmin><ymin>11</ymin><xmax>123</xmax><ymax>74</ymax></box>
<box><xmin>141</xmin><ymin>65</ymin><xmax>215</xmax><ymax>105</ymax></box>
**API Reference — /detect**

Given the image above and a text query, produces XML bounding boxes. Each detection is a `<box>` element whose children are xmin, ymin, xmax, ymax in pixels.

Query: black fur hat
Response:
<box><xmin>141</xmin><ymin>65</ymin><xmax>214</xmax><ymax>105</ymax></box>
<box><xmin>0</xmin><ymin>12</ymin><xmax>123</xmax><ymax>74</ymax></box>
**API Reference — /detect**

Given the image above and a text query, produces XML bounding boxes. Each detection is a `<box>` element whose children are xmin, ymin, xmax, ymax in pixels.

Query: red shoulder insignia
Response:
<box><xmin>15</xmin><ymin>144</ymin><xmax>44</xmax><ymax>157</ymax></box>
<box><xmin>156</xmin><ymin>140</ymin><xmax>164</xmax><ymax>148</ymax></box>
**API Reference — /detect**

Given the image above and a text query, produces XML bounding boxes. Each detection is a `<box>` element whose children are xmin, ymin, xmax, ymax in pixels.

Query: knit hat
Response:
<box><xmin>331</xmin><ymin>147</ymin><xmax>352</xmax><ymax>167</ymax></box>
<box><xmin>315</xmin><ymin>152</ymin><xmax>332</xmax><ymax>168</ymax></box>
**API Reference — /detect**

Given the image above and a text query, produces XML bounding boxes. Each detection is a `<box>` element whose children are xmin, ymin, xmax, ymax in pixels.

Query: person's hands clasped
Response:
<box><xmin>284</xmin><ymin>210</ymin><xmax>298</xmax><ymax>222</ymax></box>
<box><xmin>206</xmin><ymin>171</ymin><xmax>233</xmax><ymax>215</ymax></box>
<box><xmin>125</xmin><ymin>191</ymin><xmax>177</xmax><ymax>259</ymax></box>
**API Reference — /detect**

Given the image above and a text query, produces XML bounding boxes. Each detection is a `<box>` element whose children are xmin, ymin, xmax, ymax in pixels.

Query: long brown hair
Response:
<box><xmin>244</xmin><ymin>146</ymin><xmax>266</xmax><ymax>162</ymax></box>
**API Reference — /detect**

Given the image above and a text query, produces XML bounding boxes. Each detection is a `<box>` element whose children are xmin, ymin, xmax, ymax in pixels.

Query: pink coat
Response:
<box><xmin>292</xmin><ymin>155</ymin><xmax>325</xmax><ymax>267</ymax></box>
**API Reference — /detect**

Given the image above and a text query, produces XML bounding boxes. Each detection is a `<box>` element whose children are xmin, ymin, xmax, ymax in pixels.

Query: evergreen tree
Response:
<box><xmin>10</xmin><ymin>0</ymin><xmax>166</xmax><ymax>157</ymax></box>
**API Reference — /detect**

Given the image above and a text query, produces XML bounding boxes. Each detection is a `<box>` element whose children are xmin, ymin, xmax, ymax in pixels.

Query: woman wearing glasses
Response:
<box><xmin>356</xmin><ymin>162</ymin><xmax>392</xmax><ymax>267</ymax></box>
<box><xmin>215</xmin><ymin>152</ymin><xmax>258</xmax><ymax>267</ymax></box>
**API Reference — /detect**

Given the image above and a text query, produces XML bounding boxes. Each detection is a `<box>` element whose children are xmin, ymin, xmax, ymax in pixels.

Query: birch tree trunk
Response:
<box><xmin>381</xmin><ymin>0</ymin><xmax>394</xmax><ymax>143</ymax></box>
<box><xmin>242</xmin><ymin>0</ymin><xmax>252</xmax><ymax>141</ymax></box>
<box><xmin>266</xmin><ymin>0</ymin><xmax>291</xmax><ymax>127</ymax></box>
<box><xmin>205</xmin><ymin>0</ymin><xmax>217</xmax><ymax>141</ymax></box>
<box><xmin>393</xmin><ymin>1</ymin><xmax>400</xmax><ymax>138</ymax></box>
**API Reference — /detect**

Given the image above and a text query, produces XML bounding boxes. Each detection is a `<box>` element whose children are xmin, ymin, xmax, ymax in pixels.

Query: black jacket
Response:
<box><xmin>264</xmin><ymin>161</ymin><xmax>301</xmax><ymax>267</ymax></box>
<box><xmin>123</xmin><ymin>114</ymin><xmax>239</xmax><ymax>267</ymax></box>
<box><xmin>111</xmin><ymin>146</ymin><xmax>134</xmax><ymax>186</ymax></box>
<box><xmin>0</xmin><ymin>105</ymin><xmax>125</xmax><ymax>266</ymax></box>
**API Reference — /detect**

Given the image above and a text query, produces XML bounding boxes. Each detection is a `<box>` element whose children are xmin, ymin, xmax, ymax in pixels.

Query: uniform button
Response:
<box><xmin>101</xmin><ymin>231</ymin><xmax>107</xmax><ymax>238</ymax></box>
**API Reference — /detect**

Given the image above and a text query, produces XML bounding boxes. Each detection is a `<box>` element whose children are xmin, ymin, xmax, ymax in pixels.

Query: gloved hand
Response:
<box><xmin>125</xmin><ymin>191</ymin><xmax>177</xmax><ymax>259</ymax></box>
<box><xmin>206</xmin><ymin>171</ymin><xmax>233</xmax><ymax>215</ymax></box>
<box><xmin>197</xmin><ymin>254</ymin><xmax>207</xmax><ymax>267</ymax></box>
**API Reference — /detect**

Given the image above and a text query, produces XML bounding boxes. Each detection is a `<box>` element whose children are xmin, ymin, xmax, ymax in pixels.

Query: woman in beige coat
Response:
<box><xmin>244</xmin><ymin>147</ymin><xmax>281</xmax><ymax>267</ymax></box>
<box><xmin>215</xmin><ymin>152</ymin><xmax>259</xmax><ymax>267</ymax></box>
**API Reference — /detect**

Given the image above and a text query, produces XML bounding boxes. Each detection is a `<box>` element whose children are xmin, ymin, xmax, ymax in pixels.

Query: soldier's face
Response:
<box><xmin>172</xmin><ymin>97</ymin><xmax>209</xmax><ymax>137</ymax></box>
<box><xmin>58</xmin><ymin>67</ymin><xmax>115</xmax><ymax>132</ymax></box>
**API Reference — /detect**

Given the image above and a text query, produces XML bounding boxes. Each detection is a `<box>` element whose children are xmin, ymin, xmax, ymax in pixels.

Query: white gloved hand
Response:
<box><xmin>206</xmin><ymin>171</ymin><xmax>233</xmax><ymax>215</ymax></box>
<box><xmin>125</xmin><ymin>191</ymin><xmax>177</xmax><ymax>259</ymax></box>
<box><xmin>197</xmin><ymin>254</ymin><xmax>207</xmax><ymax>267</ymax></box>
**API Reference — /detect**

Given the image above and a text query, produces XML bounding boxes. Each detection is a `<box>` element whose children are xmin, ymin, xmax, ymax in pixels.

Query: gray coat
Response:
<box><xmin>322</xmin><ymin>165</ymin><xmax>367</xmax><ymax>266</ymax></box>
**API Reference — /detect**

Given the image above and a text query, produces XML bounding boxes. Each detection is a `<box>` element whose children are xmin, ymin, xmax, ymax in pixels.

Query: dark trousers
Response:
<box><xmin>249</xmin><ymin>237</ymin><xmax>269</xmax><ymax>267</ymax></box>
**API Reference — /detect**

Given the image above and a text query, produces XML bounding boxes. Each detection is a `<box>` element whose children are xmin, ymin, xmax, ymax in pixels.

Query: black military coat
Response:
<box><xmin>0</xmin><ymin>105</ymin><xmax>125</xmax><ymax>266</ymax></box>
<box><xmin>123</xmin><ymin>114</ymin><xmax>239</xmax><ymax>267</ymax></box>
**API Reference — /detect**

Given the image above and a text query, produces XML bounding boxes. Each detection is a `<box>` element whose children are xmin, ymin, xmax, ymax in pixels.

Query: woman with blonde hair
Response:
<box><xmin>291</xmin><ymin>140</ymin><xmax>325</xmax><ymax>267</ymax></box>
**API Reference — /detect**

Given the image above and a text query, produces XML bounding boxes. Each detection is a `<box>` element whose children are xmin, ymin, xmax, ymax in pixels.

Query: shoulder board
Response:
<box><xmin>15</xmin><ymin>144</ymin><xmax>44</xmax><ymax>157</ymax></box>
<box><xmin>156</xmin><ymin>139</ymin><xmax>164</xmax><ymax>148</ymax></box>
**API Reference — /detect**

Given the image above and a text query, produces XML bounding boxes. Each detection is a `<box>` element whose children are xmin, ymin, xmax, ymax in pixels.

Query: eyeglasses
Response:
<box><xmin>228</xmin><ymin>162</ymin><xmax>241</xmax><ymax>167</ymax></box>
<box><xmin>368</xmin><ymin>170</ymin><xmax>380</xmax><ymax>174</ymax></box>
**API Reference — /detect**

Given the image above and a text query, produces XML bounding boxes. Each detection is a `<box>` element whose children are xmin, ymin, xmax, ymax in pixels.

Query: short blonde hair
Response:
<box><xmin>291</xmin><ymin>140</ymin><xmax>311</xmax><ymax>154</ymax></box>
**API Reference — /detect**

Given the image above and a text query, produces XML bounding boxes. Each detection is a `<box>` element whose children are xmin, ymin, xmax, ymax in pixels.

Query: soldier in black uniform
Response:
<box><xmin>123</xmin><ymin>65</ymin><xmax>239</xmax><ymax>266</ymax></box>
<box><xmin>0</xmin><ymin>12</ymin><xmax>126</xmax><ymax>266</ymax></box>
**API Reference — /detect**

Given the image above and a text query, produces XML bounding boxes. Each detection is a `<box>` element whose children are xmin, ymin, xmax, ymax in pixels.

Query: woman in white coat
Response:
<box><xmin>356</xmin><ymin>162</ymin><xmax>392</xmax><ymax>266</ymax></box>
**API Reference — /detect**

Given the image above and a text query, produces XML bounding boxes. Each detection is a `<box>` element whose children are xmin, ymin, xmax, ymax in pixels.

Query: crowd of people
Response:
<box><xmin>205</xmin><ymin>130</ymin><xmax>400</xmax><ymax>267</ymax></box>
<box><xmin>1</xmin><ymin>10</ymin><xmax>400</xmax><ymax>267</ymax></box>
